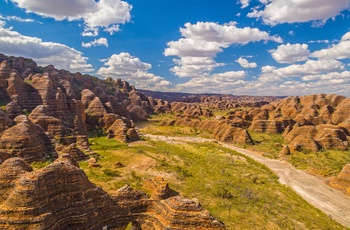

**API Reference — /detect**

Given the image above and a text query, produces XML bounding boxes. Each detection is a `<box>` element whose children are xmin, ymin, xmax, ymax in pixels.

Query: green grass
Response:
<box><xmin>80</xmin><ymin>137</ymin><xmax>146</xmax><ymax>190</ymax></box>
<box><xmin>79</xmin><ymin>134</ymin><xmax>345</xmax><ymax>229</ymax></box>
<box><xmin>247</xmin><ymin>130</ymin><xmax>286</xmax><ymax>158</ymax></box>
<box><xmin>138</xmin><ymin>114</ymin><xmax>212</xmax><ymax>138</ymax></box>
<box><xmin>288</xmin><ymin>149</ymin><xmax>350</xmax><ymax>176</ymax></box>
<box><xmin>144</xmin><ymin>113</ymin><xmax>350</xmax><ymax>178</ymax></box>
<box><xmin>247</xmin><ymin>131</ymin><xmax>350</xmax><ymax>177</ymax></box>
<box><xmin>31</xmin><ymin>160</ymin><xmax>53</xmax><ymax>170</ymax></box>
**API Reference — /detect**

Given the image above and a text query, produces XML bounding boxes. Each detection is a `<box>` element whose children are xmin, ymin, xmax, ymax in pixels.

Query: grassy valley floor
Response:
<box><xmin>78</xmin><ymin>126</ymin><xmax>346</xmax><ymax>229</ymax></box>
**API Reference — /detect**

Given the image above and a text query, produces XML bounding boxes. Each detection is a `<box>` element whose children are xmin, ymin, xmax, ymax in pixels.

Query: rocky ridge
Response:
<box><xmin>0</xmin><ymin>156</ymin><xmax>225</xmax><ymax>229</ymax></box>
<box><xmin>0</xmin><ymin>54</ymin><xmax>225</xmax><ymax>229</ymax></box>
<box><xmin>159</xmin><ymin>95</ymin><xmax>350</xmax><ymax>197</ymax></box>
<box><xmin>0</xmin><ymin>53</ymin><xmax>161</xmax><ymax>162</ymax></box>
<box><xmin>246</xmin><ymin>94</ymin><xmax>350</xmax><ymax>152</ymax></box>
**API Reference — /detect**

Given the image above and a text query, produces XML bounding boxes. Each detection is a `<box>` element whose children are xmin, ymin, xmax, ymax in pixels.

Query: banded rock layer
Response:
<box><xmin>0</xmin><ymin>157</ymin><xmax>225</xmax><ymax>230</ymax></box>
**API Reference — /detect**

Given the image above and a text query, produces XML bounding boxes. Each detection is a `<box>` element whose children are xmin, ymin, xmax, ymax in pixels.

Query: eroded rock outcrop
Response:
<box><xmin>0</xmin><ymin>115</ymin><xmax>56</xmax><ymax>163</ymax></box>
<box><xmin>0</xmin><ymin>54</ymin><xmax>159</xmax><ymax>163</ymax></box>
<box><xmin>0</xmin><ymin>158</ymin><xmax>225</xmax><ymax>229</ymax></box>
<box><xmin>167</xmin><ymin>117</ymin><xmax>253</xmax><ymax>145</ymax></box>
<box><xmin>106</xmin><ymin>119</ymin><xmax>139</xmax><ymax>142</ymax></box>
<box><xmin>246</xmin><ymin>94</ymin><xmax>350</xmax><ymax>152</ymax></box>
<box><xmin>329</xmin><ymin>164</ymin><xmax>350</xmax><ymax>196</ymax></box>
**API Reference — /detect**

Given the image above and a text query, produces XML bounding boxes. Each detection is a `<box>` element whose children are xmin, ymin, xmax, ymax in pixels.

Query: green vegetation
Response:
<box><xmin>288</xmin><ymin>149</ymin><xmax>350</xmax><ymax>176</ymax></box>
<box><xmin>247</xmin><ymin>130</ymin><xmax>350</xmax><ymax>177</ymax></box>
<box><xmin>247</xmin><ymin>131</ymin><xmax>286</xmax><ymax>158</ymax></box>
<box><xmin>139</xmin><ymin>114</ymin><xmax>212</xmax><ymax>138</ymax></box>
<box><xmin>80</xmin><ymin>136</ymin><xmax>146</xmax><ymax>189</ymax></box>
<box><xmin>0</xmin><ymin>105</ymin><xmax>6</xmax><ymax>112</ymax></box>
<box><xmin>80</xmin><ymin>132</ymin><xmax>344</xmax><ymax>229</ymax></box>
<box><xmin>31</xmin><ymin>160</ymin><xmax>53</xmax><ymax>170</ymax></box>
<box><xmin>144</xmin><ymin>112</ymin><xmax>350</xmax><ymax>178</ymax></box>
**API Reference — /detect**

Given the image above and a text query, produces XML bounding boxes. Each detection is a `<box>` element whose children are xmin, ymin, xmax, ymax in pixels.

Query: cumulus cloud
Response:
<box><xmin>0</xmin><ymin>26</ymin><xmax>94</xmax><ymax>72</ymax></box>
<box><xmin>173</xmin><ymin>58</ymin><xmax>350</xmax><ymax>96</ymax></box>
<box><xmin>171</xmin><ymin>24</ymin><xmax>350</xmax><ymax>96</ymax></box>
<box><xmin>270</xmin><ymin>43</ymin><xmax>310</xmax><ymax>64</ymax></box>
<box><xmin>239</xmin><ymin>0</ymin><xmax>250</xmax><ymax>9</ymax></box>
<box><xmin>174</xmin><ymin>71</ymin><xmax>247</xmax><ymax>93</ymax></box>
<box><xmin>236</xmin><ymin>57</ymin><xmax>257</xmax><ymax>68</ymax></box>
<box><xmin>177</xmin><ymin>22</ymin><xmax>283</xmax><ymax>45</ymax></box>
<box><xmin>261</xmin><ymin>59</ymin><xmax>344</xmax><ymax>77</ymax></box>
<box><xmin>9</xmin><ymin>0</ymin><xmax>132</xmax><ymax>35</ymax></box>
<box><xmin>311</xmin><ymin>31</ymin><xmax>350</xmax><ymax>60</ymax></box>
<box><xmin>164</xmin><ymin>21</ymin><xmax>282</xmax><ymax>78</ymax></box>
<box><xmin>103</xmin><ymin>25</ymin><xmax>120</xmax><ymax>35</ymax></box>
<box><xmin>97</xmin><ymin>53</ymin><xmax>170</xmax><ymax>91</ymax></box>
<box><xmin>247</xmin><ymin>0</ymin><xmax>350</xmax><ymax>25</ymax></box>
<box><xmin>82</xmin><ymin>27</ymin><xmax>99</xmax><ymax>37</ymax></box>
<box><xmin>0</xmin><ymin>20</ymin><xmax>5</xmax><ymax>27</ymax></box>
<box><xmin>82</xmin><ymin>37</ymin><xmax>108</xmax><ymax>48</ymax></box>
<box><xmin>170</xmin><ymin>57</ymin><xmax>223</xmax><ymax>78</ymax></box>
<box><xmin>250</xmin><ymin>70</ymin><xmax>350</xmax><ymax>96</ymax></box>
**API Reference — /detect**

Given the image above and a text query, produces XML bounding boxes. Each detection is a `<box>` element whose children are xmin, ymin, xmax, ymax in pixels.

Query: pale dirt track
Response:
<box><xmin>144</xmin><ymin>134</ymin><xmax>350</xmax><ymax>228</ymax></box>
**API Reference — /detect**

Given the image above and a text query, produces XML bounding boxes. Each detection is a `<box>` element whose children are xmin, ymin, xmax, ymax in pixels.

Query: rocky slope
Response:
<box><xmin>0</xmin><ymin>53</ymin><xmax>163</xmax><ymax>162</ymax></box>
<box><xmin>164</xmin><ymin>102</ymin><xmax>253</xmax><ymax>144</ymax></box>
<box><xmin>160</xmin><ymin>94</ymin><xmax>350</xmax><ymax>197</ymax></box>
<box><xmin>245</xmin><ymin>94</ymin><xmax>350</xmax><ymax>152</ymax></box>
<box><xmin>0</xmin><ymin>156</ymin><xmax>225</xmax><ymax>229</ymax></box>
<box><xmin>0</xmin><ymin>54</ymin><xmax>225</xmax><ymax>229</ymax></box>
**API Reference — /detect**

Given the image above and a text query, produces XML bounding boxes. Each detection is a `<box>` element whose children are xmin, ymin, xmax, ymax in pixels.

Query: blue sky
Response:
<box><xmin>0</xmin><ymin>0</ymin><xmax>350</xmax><ymax>96</ymax></box>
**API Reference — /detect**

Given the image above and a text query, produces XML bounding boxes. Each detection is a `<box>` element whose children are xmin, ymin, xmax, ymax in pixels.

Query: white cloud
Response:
<box><xmin>308</xmin><ymin>40</ymin><xmax>330</xmax><ymax>44</ymax></box>
<box><xmin>211</xmin><ymin>71</ymin><xmax>247</xmax><ymax>80</ymax></box>
<box><xmin>270</xmin><ymin>43</ymin><xmax>310</xmax><ymax>64</ymax></box>
<box><xmin>247</xmin><ymin>0</ymin><xmax>350</xmax><ymax>25</ymax></box>
<box><xmin>165</xmin><ymin>38</ymin><xmax>224</xmax><ymax>58</ymax></box>
<box><xmin>239</xmin><ymin>0</ymin><xmax>250</xmax><ymax>8</ymax></box>
<box><xmin>170</xmin><ymin>26</ymin><xmax>350</xmax><ymax>96</ymax></box>
<box><xmin>261</xmin><ymin>59</ymin><xmax>344</xmax><ymax>77</ymax></box>
<box><xmin>250</xmin><ymin>70</ymin><xmax>350</xmax><ymax>96</ymax></box>
<box><xmin>173</xmin><ymin>58</ymin><xmax>350</xmax><ymax>96</ymax></box>
<box><xmin>261</xmin><ymin>65</ymin><xmax>276</xmax><ymax>73</ymax></box>
<box><xmin>178</xmin><ymin>22</ymin><xmax>283</xmax><ymax>45</ymax></box>
<box><xmin>0</xmin><ymin>20</ymin><xmax>5</xmax><ymax>28</ymax></box>
<box><xmin>236</xmin><ymin>57</ymin><xmax>257</xmax><ymax>68</ymax></box>
<box><xmin>103</xmin><ymin>25</ymin><xmax>120</xmax><ymax>35</ymax></box>
<box><xmin>82</xmin><ymin>37</ymin><xmax>108</xmax><ymax>48</ymax></box>
<box><xmin>0</xmin><ymin>26</ymin><xmax>94</xmax><ymax>72</ymax></box>
<box><xmin>97</xmin><ymin>53</ymin><xmax>170</xmax><ymax>91</ymax></box>
<box><xmin>174</xmin><ymin>71</ymin><xmax>247</xmax><ymax>93</ymax></box>
<box><xmin>301</xmin><ymin>71</ymin><xmax>350</xmax><ymax>82</ymax></box>
<box><xmin>82</xmin><ymin>27</ymin><xmax>99</xmax><ymax>37</ymax></box>
<box><xmin>9</xmin><ymin>0</ymin><xmax>132</xmax><ymax>35</ymax></box>
<box><xmin>170</xmin><ymin>57</ymin><xmax>223</xmax><ymax>78</ymax></box>
<box><xmin>164</xmin><ymin>21</ymin><xmax>282</xmax><ymax>78</ymax></box>
<box><xmin>0</xmin><ymin>14</ymin><xmax>37</xmax><ymax>23</ymax></box>
<box><xmin>311</xmin><ymin>31</ymin><xmax>350</xmax><ymax>60</ymax></box>
<box><xmin>341</xmin><ymin>31</ymin><xmax>350</xmax><ymax>41</ymax></box>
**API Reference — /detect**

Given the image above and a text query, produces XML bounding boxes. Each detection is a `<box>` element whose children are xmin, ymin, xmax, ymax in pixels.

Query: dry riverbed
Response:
<box><xmin>144</xmin><ymin>134</ymin><xmax>350</xmax><ymax>228</ymax></box>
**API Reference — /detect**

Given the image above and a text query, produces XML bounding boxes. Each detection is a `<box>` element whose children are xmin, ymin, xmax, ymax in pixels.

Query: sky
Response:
<box><xmin>0</xmin><ymin>0</ymin><xmax>350</xmax><ymax>96</ymax></box>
